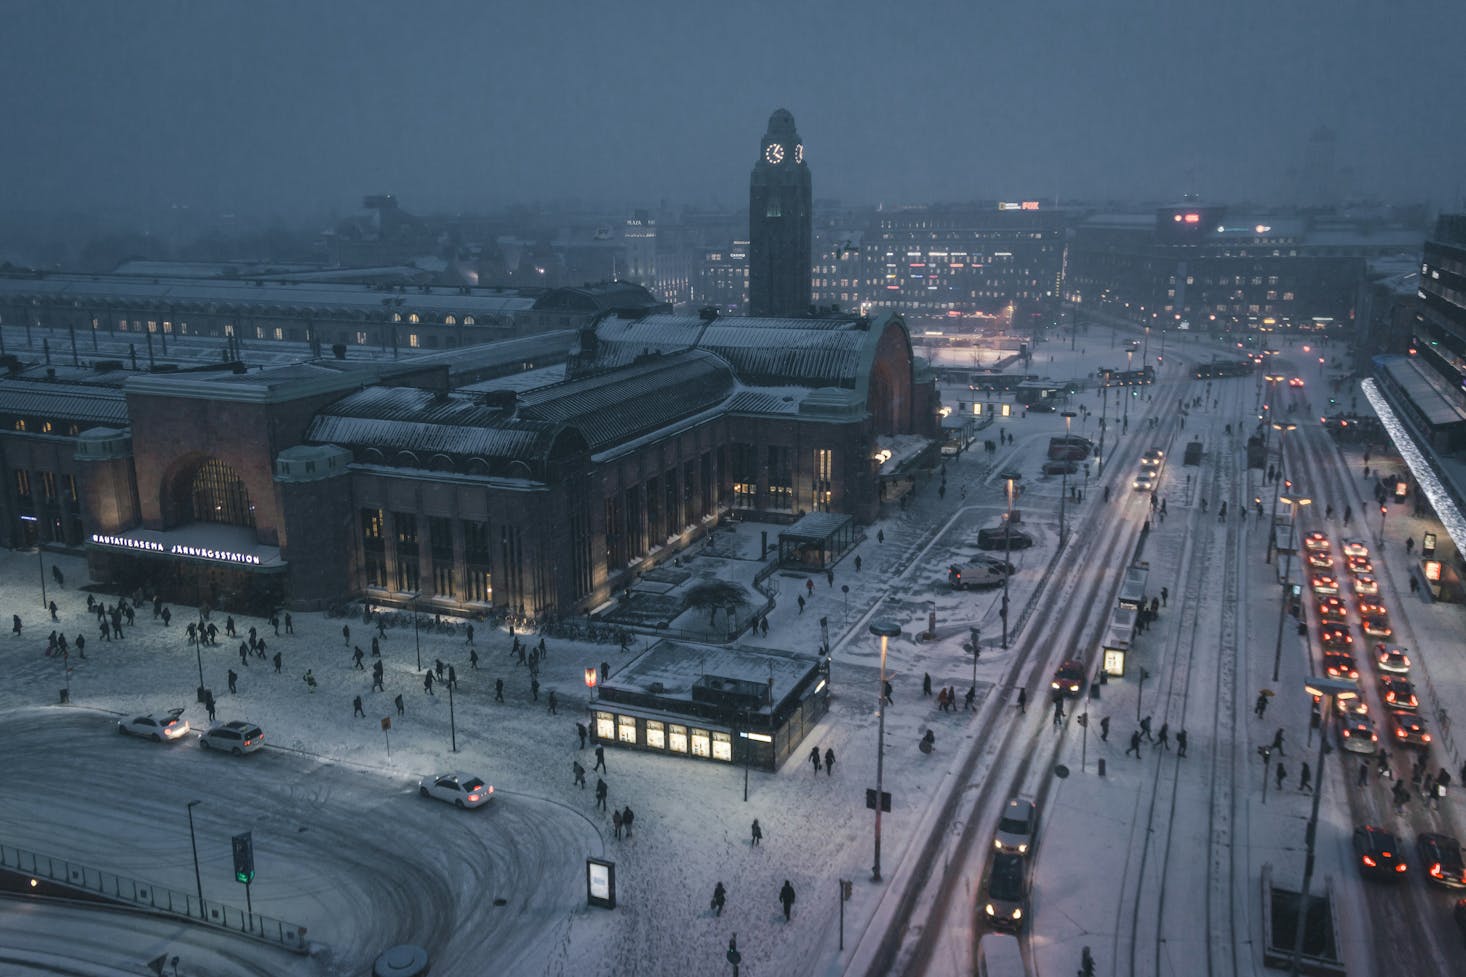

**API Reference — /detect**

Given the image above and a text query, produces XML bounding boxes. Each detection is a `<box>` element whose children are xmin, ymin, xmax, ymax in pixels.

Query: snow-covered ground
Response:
<box><xmin>2</xmin><ymin>322</ymin><xmax>1463</xmax><ymax>977</ymax></box>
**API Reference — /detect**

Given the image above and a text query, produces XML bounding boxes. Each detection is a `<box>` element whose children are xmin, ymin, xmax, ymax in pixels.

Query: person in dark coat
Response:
<box><xmin>572</xmin><ymin>760</ymin><xmax>586</xmax><ymax>788</ymax></box>
<box><xmin>495</xmin><ymin>677</ymin><xmax>505</xmax><ymax>702</ymax></box>
<box><xmin>595</xmin><ymin>778</ymin><xmax>608</xmax><ymax>811</ymax></box>
<box><xmin>1125</xmin><ymin>731</ymin><xmax>1142</xmax><ymax>758</ymax></box>
<box><xmin>372</xmin><ymin>660</ymin><xmax>385</xmax><ymax>692</ymax></box>
<box><xmin>622</xmin><ymin>806</ymin><xmax>635</xmax><ymax>836</ymax></box>
<box><xmin>12</xmin><ymin>615</ymin><xmax>20</xmax><ymax>636</ymax></box>
<box><xmin>779</xmin><ymin>880</ymin><xmax>796</xmax><ymax>920</ymax></box>
<box><xmin>824</xmin><ymin>747</ymin><xmax>835</xmax><ymax>776</ymax></box>
<box><xmin>1017</xmin><ymin>687</ymin><xmax>1026</xmax><ymax>714</ymax></box>
<box><xmin>751</xmin><ymin>819</ymin><xmax>762</xmax><ymax>846</ymax></box>
<box><xmin>594</xmin><ymin>744</ymin><xmax>607</xmax><ymax>773</ymax></box>
<box><xmin>810</xmin><ymin>746</ymin><xmax>822</xmax><ymax>773</ymax></box>
<box><xmin>395</xmin><ymin>694</ymin><xmax>405</xmax><ymax>716</ymax></box>
<box><xmin>273</xmin><ymin>651</ymin><xmax>282</xmax><ymax>673</ymax></box>
<box><xmin>711</xmin><ymin>881</ymin><xmax>726</xmax><ymax>916</ymax></box>
<box><xmin>353</xmin><ymin>695</ymin><xmax>365</xmax><ymax>718</ymax></box>
<box><xmin>342</xmin><ymin>624</ymin><xmax>351</xmax><ymax>645</ymax></box>
<box><xmin>1176</xmin><ymin>729</ymin><xmax>1188</xmax><ymax>757</ymax></box>
<box><xmin>577</xmin><ymin>722</ymin><xmax>588</xmax><ymax>749</ymax></box>
<box><xmin>423</xmin><ymin>671</ymin><xmax>435</xmax><ymax>695</ymax></box>
<box><xmin>227</xmin><ymin>669</ymin><xmax>238</xmax><ymax>694</ymax></box>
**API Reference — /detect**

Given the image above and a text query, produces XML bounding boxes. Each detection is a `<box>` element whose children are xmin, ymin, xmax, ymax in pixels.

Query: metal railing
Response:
<box><xmin>0</xmin><ymin>840</ymin><xmax>309</xmax><ymax>954</ymax></box>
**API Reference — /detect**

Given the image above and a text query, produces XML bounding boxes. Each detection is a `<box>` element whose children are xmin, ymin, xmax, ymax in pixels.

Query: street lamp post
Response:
<box><xmin>21</xmin><ymin>515</ymin><xmax>45</xmax><ymax>609</ymax></box>
<box><xmin>1291</xmin><ymin>677</ymin><xmax>1359</xmax><ymax>975</ymax></box>
<box><xmin>1271</xmin><ymin>491</ymin><xmax>1312</xmax><ymax>682</ymax></box>
<box><xmin>194</xmin><ymin>630</ymin><xmax>206</xmax><ymax>702</ymax></box>
<box><xmin>1059</xmin><ymin>411</ymin><xmax>1077</xmax><ymax>543</ymax></box>
<box><xmin>448</xmin><ymin>678</ymin><xmax>457</xmax><ymax>753</ymax></box>
<box><xmin>869</xmin><ymin>620</ymin><xmax>900</xmax><ymax>882</ymax></box>
<box><xmin>1266</xmin><ymin>422</ymin><xmax>1297</xmax><ymax>564</ymax></box>
<box><xmin>970</xmin><ymin>626</ymin><xmax>981</xmax><ymax>692</ymax></box>
<box><xmin>1378</xmin><ymin>504</ymin><xmax>1387</xmax><ymax>547</ymax></box>
<box><xmin>410</xmin><ymin>593</ymin><xmax>422</xmax><ymax>671</ymax></box>
<box><xmin>1097</xmin><ymin>383</ymin><xmax>1108</xmax><ymax>476</ymax></box>
<box><xmin>185</xmin><ymin>800</ymin><xmax>205</xmax><ymax>920</ymax></box>
<box><xmin>1262</xmin><ymin>374</ymin><xmax>1285</xmax><ymax>445</ymax></box>
<box><xmin>1123</xmin><ymin>349</ymin><xmax>1134</xmax><ymax>430</ymax></box>
<box><xmin>1000</xmin><ymin>470</ymin><xmax>1020</xmax><ymax>649</ymax></box>
<box><xmin>1142</xmin><ymin>325</ymin><xmax>1150</xmax><ymax>369</ymax></box>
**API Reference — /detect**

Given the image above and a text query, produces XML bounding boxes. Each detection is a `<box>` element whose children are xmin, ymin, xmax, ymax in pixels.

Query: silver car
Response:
<box><xmin>200</xmin><ymin>720</ymin><xmax>264</xmax><ymax>755</ymax></box>
<box><xmin>418</xmin><ymin>772</ymin><xmax>494</xmax><ymax>809</ymax></box>
<box><xmin>117</xmin><ymin>708</ymin><xmax>190</xmax><ymax>743</ymax></box>
<box><xmin>994</xmin><ymin>796</ymin><xmax>1038</xmax><ymax>855</ymax></box>
<box><xmin>983</xmin><ymin>852</ymin><xmax>1028</xmax><ymax>931</ymax></box>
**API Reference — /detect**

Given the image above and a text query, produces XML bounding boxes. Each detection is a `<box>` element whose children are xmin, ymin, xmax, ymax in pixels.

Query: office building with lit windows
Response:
<box><xmin>1065</xmin><ymin>205</ymin><xmax>1421</xmax><ymax>335</ymax></box>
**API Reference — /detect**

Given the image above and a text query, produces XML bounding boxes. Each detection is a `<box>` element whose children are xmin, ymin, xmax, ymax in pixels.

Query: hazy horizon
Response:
<box><xmin>4</xmin><ymin>0</ymin><xmax>1464</xmax><ymax>241</ymax></box>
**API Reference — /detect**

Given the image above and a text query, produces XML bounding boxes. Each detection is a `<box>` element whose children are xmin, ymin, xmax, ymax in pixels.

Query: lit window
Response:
<box><xmin>444</xmin><ymin>315</ymin><xmax>456</xmax><ymax>325</ymax></box>
<box><xmin>408</xmin><ymin>333</ymin><xmax>420</xmax><ymax>349</ymax></box>
<box><xmin>408</xmin><ymin>313</ymin><xmax>420</xmax><ymax>324</ymax></box>
<box><xmin>617</xmin><ymin>715</ymin><xmax>637</xmax><ymax>744</ymax></box>
<box><xmin>645</xmin><ymin>721</ymin><xmax>665</xmax><ymax>750</ymax></box>
<box><xmin>712</xmin><ymin>731</ymin><xmax>732</xmax><ymax>762</ymax></box>
<box><xmin>595</xmin><ymin>711</ymin><xmax>615</xmax><ymax>740</ymax></box>
<box><xmin>668</xmin><ymin>724</ymin><xmax>688</xmax><ymax>753</ymax></box>
<box><xmin>690</xmin><ymin>728</ymin><xmax>711</xmax><ymax>757</ymax></box>
<box><xmin>13</xmin><ymin>420</ymin><xmax>24</xmax><ymax>431</ymax></box>
<box><xmin>464</xmin><ymin>316</ymin><xmax>475</xmax><ymax>326</ymax></box>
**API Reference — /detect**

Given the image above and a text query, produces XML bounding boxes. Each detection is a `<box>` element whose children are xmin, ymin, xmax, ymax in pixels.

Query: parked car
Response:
<box><xmin>1418</xmin><ymin>834</ymin><xmax>1466</xmax><ymax>889</ymax></box>
<box><xmin>1353</xmin><ymin>825</ymin><xmax>1407</xmax><ymax>880</ymax></box>
<box><xmin>418</xmin><ymin>772</ymin><xmax>494</xmax><ymax>809</ymax></box>
<box><xmin>200</xmin><ymin>720</ymin><xmax>264</xmax><ymax>755</ymax></box>
<box><xmin>982</xmin><ymin>852</ymin><xmax>1028</xmax><ymax>931</ymax></box>
<box><xmin>994</xmin><ymin>796</ymin><xmax>1039</xmax><ymax>856</ymax></box>
<box><xmin>117</xmin><ymin>708</ymin><xmax>190</xmax><ymax>743</ymax></box>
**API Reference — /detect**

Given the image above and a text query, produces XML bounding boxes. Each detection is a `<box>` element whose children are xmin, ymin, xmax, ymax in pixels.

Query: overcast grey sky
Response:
<box><xmin>3</xmin><ymin>0</ymin><xmax>1463</xmax><ymax>225</ymax></box>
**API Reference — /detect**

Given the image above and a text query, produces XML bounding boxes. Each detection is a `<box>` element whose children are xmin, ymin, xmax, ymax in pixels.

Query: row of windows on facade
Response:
<box><xmin>360</xmin><ymin>509</ymin><xmax>497</xmax><ymax>602</ymax></box>
<box><xmin>594</xmin><ymin>711</ymin><xmax>735</xmax><ymax>761</ymax></box>
<box><xmin>12</xmin><ymin>420</ymin><xmax>80</xmax><ymax>435</ymax></box>
<box><xmin>15</xmin><ymin>470</ymin><xmax>79</xmax><ymax>503</ymax></box>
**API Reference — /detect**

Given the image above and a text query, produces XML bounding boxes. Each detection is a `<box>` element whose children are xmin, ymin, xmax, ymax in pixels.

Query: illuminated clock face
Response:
<box><xmin>794</xmin><ymin>143</ymin><xmax>804</xmax><ymax>164</ymax></box>
<box><xmin>764</xmin><ymin>143</ymin><xmax>785</xmax><ymax>165</ymax></box>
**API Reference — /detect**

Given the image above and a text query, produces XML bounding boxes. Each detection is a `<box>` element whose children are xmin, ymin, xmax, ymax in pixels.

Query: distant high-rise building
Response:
<box><xmin>748</xmin><ymin>109</ymin><xmax>812</xmax><ymax>316</ymax></box>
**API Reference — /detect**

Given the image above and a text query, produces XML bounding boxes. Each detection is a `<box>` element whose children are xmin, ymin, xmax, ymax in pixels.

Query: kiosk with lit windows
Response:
<box><xmin>590</xmin><ymin>640</ymin><xmax>829</xmax><ymax>770</ymax></box>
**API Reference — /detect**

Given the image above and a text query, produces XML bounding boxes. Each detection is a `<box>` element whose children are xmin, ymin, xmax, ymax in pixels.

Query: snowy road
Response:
<box><xmin>0</xmin><ymin>708</ymin><xmax>598</xmax><ymax>977</ymax></box>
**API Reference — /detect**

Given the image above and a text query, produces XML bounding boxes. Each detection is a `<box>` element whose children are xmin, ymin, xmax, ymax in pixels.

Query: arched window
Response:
<box><xmin>190</xmin><ymin>459</ymin><xmax>256</xmax><ymax>528</ymax></box>
<box><xmin>463</xmin><ymin>316</ymin><xmax>475</xmax><ymax>326</ymax></box>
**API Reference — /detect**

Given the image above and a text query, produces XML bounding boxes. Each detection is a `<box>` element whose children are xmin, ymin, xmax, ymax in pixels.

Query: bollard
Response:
<box><xmin>1097</xmin><ymin>757</ymin><xmax>1106</xmax><ymax>777</ymax></box>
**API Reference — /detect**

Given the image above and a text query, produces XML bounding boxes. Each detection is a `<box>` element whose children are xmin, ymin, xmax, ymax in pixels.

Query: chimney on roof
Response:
<box><xmin>698</xmin><ymin>306</ymin><xmax>719</xmax><ymax>322</ymax></box>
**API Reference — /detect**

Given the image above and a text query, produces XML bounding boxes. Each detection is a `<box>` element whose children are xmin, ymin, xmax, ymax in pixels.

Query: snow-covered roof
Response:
<box><xmin>599</xmin><ymin>639</ymin><xmax>821</xmax><ymax>717</ymax></box>
<box><xmin>0</xmin><ymin>379</ymin><xmax>129</xmax><ymax>426</ymax></box>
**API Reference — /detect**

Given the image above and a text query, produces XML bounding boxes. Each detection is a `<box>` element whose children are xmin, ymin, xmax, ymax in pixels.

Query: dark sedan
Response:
<box><xmin>1353</xmin><ymin>825</ymin><xmax>1408</xmax><ymax>880</ymax></box>
<box><xmin>1419</xmin><ymin>833</ymin><xmax>1466</xmax><ymax>889</ymax></box>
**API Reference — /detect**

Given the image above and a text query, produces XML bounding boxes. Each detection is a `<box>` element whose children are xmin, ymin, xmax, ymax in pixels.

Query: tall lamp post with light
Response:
<box><xmin>20</xmin><ymin>515</ymin><xmax>45</xmax><ymax>609</ymax></box>
<box><xmin>1059</xmin><ymin>411</ymin><xmax>1077</xmax><ymax>543</ymax></box>
<box><xmin>1290</xmin><ymin>676</ymin><xmax>1358</xmax><ymax>974</ymax></box>
<box><xmin>1271</xmin><ymin>490</ymin><xmax>1312</xmax><ymax>681</ymax></box>
<box><xmin>1266</xmin><ymin>421</ymin><xmax>1298</xmax><ymax>563</ymax></box>
<box><xmin>1000</xmin><ymin>469</ymin><xmax>1020</xmax><ymax>648</ymax></box>
<box><xmin>869</xmin><ymin>620</ymin><xmax>900</xmax><ymax>882</ymax></box>
<box><xmin>1123</xmin><ymin>349</ymin><xmax>1134</xmax><ymax>429</ymax></box>
<box><xmin>1261</xmin><ymin>374</ymin><xmax>1286</xmax><ymax>445</ymax></box>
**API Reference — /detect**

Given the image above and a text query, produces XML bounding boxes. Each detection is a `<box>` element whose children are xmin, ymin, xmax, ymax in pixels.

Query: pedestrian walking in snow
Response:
<box><xmin>11</xmin><ymin>615</ymin><xmax>20</xmax><ymax>636</ymax></box>
<box><xmin>594</xmin><ymin>745</ymin><xmax>607</xmax><ymax>773</ymax></box>
<box><xmin>353</xmin><ymin>646</ymin><xmax>365</xmax><ymax>670</ymax></box>
<box><xmin>572</xmin><ymin>760</ymin><xmax>586</xmax><ymax>788</ymax></box>
<box><xmin>284</xmin><ymin>612</ymin><xmax>293</xmax><ymax>634</ymax></box>
<box><xmin>1271</xmin><ymin>727</ymin><xmax>1286</xmax><ymax>756</ymax></box>
<box><xmin>854</xmin><ymin>555</ymin><xmax>863</xmax><ymax>572</ymax></box>
<box><xmin>1161</xmin><ymin>586</ymin><xmax>1169</xmax><ymax>607</ymax></box>
<box><xmin>577</xmin><ymin>721</ymin><xmax>588</xmax><ymax>749</ymax></box>
<box><xmin>1176</xmin><ymin>729</ymin><xmax>1187</xmax><ymax>757</ymax></box>
<box><xmin>711</xmin><ymin>881</ymin><xmax>726</xmax><ymax>916</ymax></box>
<box><xmin>371</xmin><ymin>636</ymin><xmax>380</xmax><ymax>657</ymax></box>
<box><xmin>448</xmin><ymin>665</ymin><xmax>458</xmax><ymax>690</ymax></box>
<box><xmin>1140</xmin><ymin>715</ymin><xmax>1153</xmax><ymax>741</ymax></box>
<box><xmin>1422</xmin><ymin>773</ymin><xmax>1436</xmax><ymax>804</ymax></box>
<box><xmin>435</xmin><ymin>658</ymin><xmax>445</xmax><ymax>681</ymax></box>
<box><xmin>303</xmin><ymin>669</ymin><xmax>317</xmax><ymax>693</ymax></box>
<box><xmin>622</xmin><ymin>806</ymin><xmax>635</xmax><ymax>836</ymax></box>
<box><xmin>273</xmin><ymin>651</ymin><xmax>282</xmax><ymax>673</ymax></box>
<box><xmin>779</xmin><ymin>880</ymin><xmax>796</xmax><ymax>921</ymax></box>
<box><xmin>470</xmin><ymin>647</ymin><xmax>479</xmax><ymax>669</ymax></box>
<box><xmin>826</xmin><ymin>569</ymin><xmax>834</xmax><ymax>587</ymax></box>
<box><xmin>531</xmin><ymin>677</ymin><xmax>540</xmax><ymax>701</ymax></box>
<box><xmin>395</xmin><ymin>694</ymin><xmax>404</xmax><ymax>716</ymax></box>
<box><xmin>612</xmin><ymin>809</ymin><xmax>624</xmax><ymax>840</ymax></box>
<box><xmin>595</xmin><ymin>778</ymin><xmax>608</xmax><ymax>811</ymax></box>
<box><xmin>372</xmin><ymin>660</ymin><xmax>384</xmax><ymax>691</ymax></box>
<box><xmin>1299</xmin><ymin>762</ymin><xmax>1312</xmax><ymax>792</ymax></box>
<box><xmin>1275</xmin><ymin>762</ymin><xmax>1287</xmax><ymax>791</ymax></box>
<box><xmin>964</xmin><ymin>685</ymin><xmax>976</xmax><ymax>710</ymax></box>
<box><xmin>751</xmin><ymin>819</ymin><xmax>763</xmax><ymax>846</ymax></box>
<box><xmin>423</xmin><ymin>671</ymin><xmax>435</xmax><ymax>695</ymax></box>
<box><xmin>810</xmin><ymin>746</ymin><xmax>822</xmax><ymax>773</ymax></box>
<box><xmin>227</xmin><ymin>669</ymin><xmax>238</xmax><ymax>694</ymax></box>
<box><xmin>495</xmin><ymin>677</ymin><xmax>504</xmax><ymax>702</ymax></box>
<box><xmin>797</xmin><ymin>595</ymin><xmax>806</xmax><ymax>614</ymax></box>
<box><xmin>877</xmin><ymin>529</ymin><xmax>885</xmax><ymax>544</ymax></box>
<box><xmin>825</xmin><ymin>747</ymin><xmax>835</xmax><ymax>775</ymax></box>
<box><xmin>547</xmin><ymin>690</ymin><xmax>558</xmax><ymax>714</ymax></box>
<box><xmin>806</xmin><ymin>578</ymin><xmax>814</xmax><ymax>597</ymax></box>
<box><xmin>884</xmin><ymin>680</ymin><xmax>894</xmax><ymax>705</ymax></box>
<box><xmin>1100</xmin><ymin>716</ymin><xmax>1111</xmax><ymax>742</ymax></box>
<box><xmin>161</xmin><ymin>607</ymin><xmax>172</xmax><ymax>627</ymax></box>
<box><xmin>1125</xmin><ymin>731</ymin><xmax>1142</xmax><ymax>758</ymax></box>
<box><xmin>1392</xmin><ymin>778</ymin><xmax>1410</xmax><ymax>813</ymax></box>
<box><xmin>1157</xmin><ymin>723</ymin><xmax>1170</xmax><ymax>751</ymax></box>
<box><xmin>1017</xmin><ymin>687</ymin><xmax>1027</xmax><ymax>714</ymax></box>
<box><xmin>1357</xmin><ymin>761</ymin><xmax>1369</xmax><ymax>787</ymax></box>
<box><xmin>342</xmin><ymin>624</ymin><xmax>350</xmax><ymax>646</ymax></box>
<box><xmin>923</xmin><ymin>672</ymin><xmax>933</xmax><ymax>697</ymax></box>
<box><xmin>353</xmin><ymin>695</ymin><xmax>365</xmax><ymax>718</ymax></box>
<box><xmin>1052</xmin><ymin>699</ymin><xmax>1065</xmax><ymax>728</ymax></box>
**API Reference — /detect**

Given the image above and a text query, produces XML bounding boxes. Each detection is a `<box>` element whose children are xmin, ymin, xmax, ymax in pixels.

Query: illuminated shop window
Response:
<box><xmin>668</xmin><ymin>724</ymin><xmax>688</xmax><ymax>753</ymax></box>
<box><xmin>711</xmin><ymin>731</ymin><xmax>732</xmax><ymax>762</ymax></box>
<box><xmin>645</xmin><ymin>720</ymin><xmax>665</xmax><ymax>750</ymax></box>
<box><xmin>595</xmin><ymin>711</ymin><xmax>615</xmax><ymax>740</ymax></box>
<box><xmin>617</xmin><ymin>715</ymin><xmax>637</xmax><ymax>744</ymax></box>
<box><xmin>690</xmin><ymin>729</ymin><xmax>711</xmax><ymax>758</ymax></box>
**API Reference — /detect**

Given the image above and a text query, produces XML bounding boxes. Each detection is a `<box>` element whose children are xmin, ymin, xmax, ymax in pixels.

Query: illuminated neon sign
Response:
<box><xmin>89</xmin><ymin>533</ymin><xmax>263</xmax><ymax>566</ymax></box>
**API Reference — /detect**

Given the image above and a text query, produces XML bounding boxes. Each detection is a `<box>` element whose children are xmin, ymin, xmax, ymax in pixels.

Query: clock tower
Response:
<box><xmin>748</xmin><ymin>108</ymin><xmax>812</xmax><ymax>317</ymax></box>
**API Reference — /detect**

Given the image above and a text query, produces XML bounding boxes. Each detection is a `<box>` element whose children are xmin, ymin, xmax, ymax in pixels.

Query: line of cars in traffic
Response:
<box><xmin>982</xmin><ymin>796</ymin><xmax>1039</xmax><ymax>931</ymax></box>
<box><xmin>114</xmin><ymin>709</ymin><xmax>492</xmax><ymax>809</ymax></box>
<box><xmin>1132</xmin><ymin>447</ymin><xmax>1164</xmax><ymax>493</ymax></box>
<box><xmin>1303</xmin><ymin>533</ymin><xmax>1466</xmax><ymax>931</ymax></box>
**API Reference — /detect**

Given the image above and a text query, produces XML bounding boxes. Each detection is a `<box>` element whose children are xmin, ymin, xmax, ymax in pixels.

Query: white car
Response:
<box><xmin>419</xmin><ymin>772</ymin><xmax>493</xmax><ymax>809</ymax></box>
<box><xmin>117</xmin><ymin>709</ymin><xmax>190</xmax><ymax>742</ymax></box>
<box><xmin>994</xmin><ymin>796</ymin><xmax>1039</xmax><ymax>855</ymax></box>
<box><xmin>1133</xmin><ymin>474</ymin><xmax>1155</xmax><ymax>492</ymax></box>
